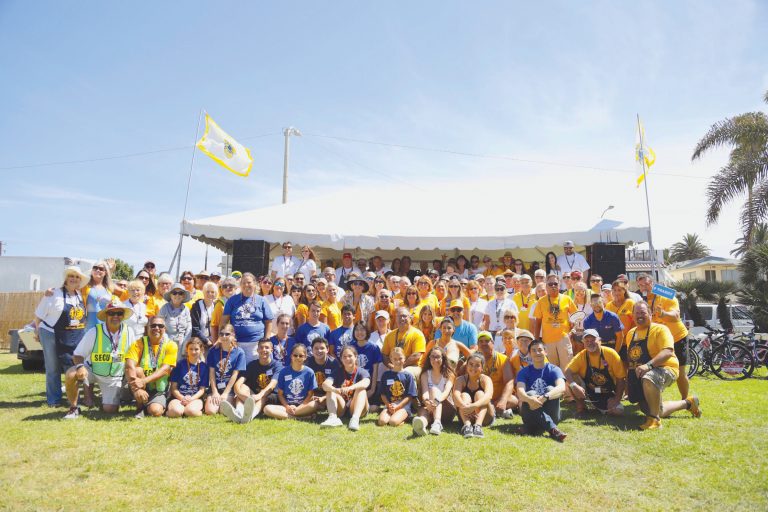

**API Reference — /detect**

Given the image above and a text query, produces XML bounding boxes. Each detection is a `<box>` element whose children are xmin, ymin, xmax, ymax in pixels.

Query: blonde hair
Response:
<box><xmin>127</xmin><ymin>280</ymin><xmax>145</xmax><ymax>293</ymax></box>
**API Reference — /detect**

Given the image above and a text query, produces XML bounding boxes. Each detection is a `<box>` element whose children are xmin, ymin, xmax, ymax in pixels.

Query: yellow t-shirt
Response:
<box><xmin>321</xmin><ymin>301</ymin><xmax>342</xmax><ymax>330</ymax></box>
<box><xmin>418</xmin><ymin>294</ymin><xmax>439</xmax><ymax>312</ymax></box>
<box><xmin>512</xmin><ymin>291</ymin><xmax>536</xmax><ymax>331</ymax></box>
<box><xmin>624</xmin><ymin>323</ymin><xmax>679</xmax><ymax>377</ymax></box>
<box><xmin>482</xmin><ymin>351</ymin><xmax>509</xmax><ymax>401</ymax></box>
<box><xmin>211</xmin><ymin>298</ymin><xmax>226</xmax><ymax>328</ymax></box>
<box><xmin>606</xmin><ymin>299</ymin><xmax>636</xmax><ymax>345</ymax></box>
<box><xmin>184</xmin><ymin>289</ymin><xmax>204</xmax><ymax>310</ymax></box>
<box><xmin>646</xmin><ymin>293</ymin><xmax>688</xmax><ymax>342</ymax></box>
<box><xmin>125</xmin><ymin>337</ymin><xmax>178</xmax><ymax>367</ymax></box>
<box><xmin>533</xmin><ymin>294</ymin><xmax>577</xmax><ymax>343</ymax></box>
<box><xmin>566</xmin><ymin>346</ymin><xmax>626</xmax><ymax>383</ymax></box>
<box><xmin>382</xmin><ymin>327</ymin><xmax>426</xmax><ymax>359</ymax></box>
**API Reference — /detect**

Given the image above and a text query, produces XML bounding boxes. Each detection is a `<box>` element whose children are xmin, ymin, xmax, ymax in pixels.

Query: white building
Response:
<box><xmin>0</xmin><ymin>256</ymin><xmax>94</xmax><ymax>292</ymax></box>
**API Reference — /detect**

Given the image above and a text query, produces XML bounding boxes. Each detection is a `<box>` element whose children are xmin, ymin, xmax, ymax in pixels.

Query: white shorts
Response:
<box><xmin>86</xmin><ymin>368</ymin><xmax>125</xmax><ymax>406</ymax></box>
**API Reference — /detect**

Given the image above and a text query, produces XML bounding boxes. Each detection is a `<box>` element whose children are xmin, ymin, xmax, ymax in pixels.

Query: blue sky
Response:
<box><xmin>1</xmin><ymin>1</ymin><xmax>766</xmax><ymax>271</ymax></box>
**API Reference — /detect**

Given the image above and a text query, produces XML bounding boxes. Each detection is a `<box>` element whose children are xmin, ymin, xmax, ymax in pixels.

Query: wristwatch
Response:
<box><xmin>647</xmin><ymin>362</ymin><xmax>654</xmax><ymax>370</ymax></box>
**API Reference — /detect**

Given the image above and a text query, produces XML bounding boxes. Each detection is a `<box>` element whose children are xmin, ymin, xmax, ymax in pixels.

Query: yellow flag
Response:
<box><xmin>635</xmin><ymin>118</ymin><xmax>656</xmax><ymax>187</ymax></box>
<box><xmin>196</xmin><ymin>114</ymin><xmax>253</xmax><ymax>177</ymax></box>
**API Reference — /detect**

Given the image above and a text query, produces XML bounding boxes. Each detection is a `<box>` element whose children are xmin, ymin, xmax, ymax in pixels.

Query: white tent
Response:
<box><xmin>182</xmin><ymin>186</ymin><xmax>648</xmax><ymax>264</ymax></box>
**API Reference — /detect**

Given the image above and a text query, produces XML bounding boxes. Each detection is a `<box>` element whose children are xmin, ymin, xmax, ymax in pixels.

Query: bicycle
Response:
<box><xmin>689</xmin><ymin>328</ymin><xmax>755</xmax><ymax>381</ymax></box>
<box><xmin>732</xmin><ymin>328</ymin><xmax>768</xmax><ymax>380</ymax></box>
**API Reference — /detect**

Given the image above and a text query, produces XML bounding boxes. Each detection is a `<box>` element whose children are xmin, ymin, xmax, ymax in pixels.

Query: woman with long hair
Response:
<box><xmin>82</xmin><ymin>260</ymin><xmax>114</xmax><ymax>329</ymax></box>
<box><xmin>294</xmin><ymin>245</ymin><xmax>318</xmax><ymax>282</ymax></box>
<box><xmin>264</xmin><ymin>343</ymin><xmax>319</xmax><ymax>420</ymax></box>
<box><xmin>320</xmin><ymin>345</ymin><xmax>371</xmax><ymax>431</ymax></box>
<box><xmin>412</xmin><ymin>345</ymin><xmax>455</xmax><ymax>436</ymax></box>
<box><xmin>544</xmin><ymin>252</ymin><xmax>560</xmax><ymax>278</ymax></box>
<box><xmin>441</xmin><ymin>277</ymin><xmax>470</xmax><ymax>321</ymax></box>
<box><xmin>453</xmin><ymin>352</ymin><xmax>494</xmax><ymax>438</ymax></box>
<box><xmin>265</xmin><ymin>277</ymin><xmax>296</xmax><ymax>335</ymax></box>
<box><xmin>414</xmin><ymin>304</ymin><xmax>438</xmax><ymax>342</ymax></box>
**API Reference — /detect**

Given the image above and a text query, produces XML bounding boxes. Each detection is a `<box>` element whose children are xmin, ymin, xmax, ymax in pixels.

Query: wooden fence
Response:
<box><xmin>0</xmin><ymin>292</ymin><xmax>43</xmax><ymax>350</ymax></box>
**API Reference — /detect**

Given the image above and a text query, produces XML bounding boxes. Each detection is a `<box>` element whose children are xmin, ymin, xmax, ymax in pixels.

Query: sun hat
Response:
<box><xmin>96</xmin><ymin>297</ymin><xmax>134</xmax><ymax>322</ymax></box>
<box><xmin>163</xmin><ymin>283</ymin><xmax>192</xmax><ymax>303</ymax></box>
<box><xmin>62</xmin><ymin>266</ymin><xmax>88</xmax><ymax>288</ymax></box>
<box><xmin>345</xmin><ymin>273</ymin><xmax>369</xmax><ymax>292</ymax></box>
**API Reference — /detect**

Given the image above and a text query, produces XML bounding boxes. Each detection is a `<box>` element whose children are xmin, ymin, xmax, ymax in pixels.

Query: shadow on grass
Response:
<box><xmin>0</xmin><ymin>399</ymin><xmax>48</xmax><ymax>409</ymax></box>
<box><xmin>0</xmin><ymin>363</ymin><xmax>37</xmax><ymax>375</ymax></box>
<box><xmin>22</xmin><ymin>409</ymin><xmax>137</xmax><ymax>422</ymax></box>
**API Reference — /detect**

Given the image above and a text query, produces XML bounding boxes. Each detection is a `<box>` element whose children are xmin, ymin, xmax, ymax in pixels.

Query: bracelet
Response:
<box><xmin>75</xmin><ymin>363</ymin><xmax>85</xmax><ymax>370</ymax></box>
<box><xmin>568</xmin><ymin>382</ymin><xmax>577</xmax><ymax>389</ymax></box>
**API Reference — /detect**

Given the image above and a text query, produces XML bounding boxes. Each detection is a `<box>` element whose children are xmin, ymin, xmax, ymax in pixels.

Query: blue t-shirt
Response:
<box><xmin>583</xmin><ymin>310</ymin><xmax>624</xmax><ymax>345</ymax></box>
<box><xmin>223</xmin><ymin>293</ymin><xmax>274</xmax><ymax>343</ymax></box>
<box><xmin>332</xmin><ymin>366</ymin><xmax>371</xmax><ymax>399</ymax></box>
<box><xmin>293</xmin><ymin>322</ymin><xmax>331</xmax><ymax>350</ymax></box>
<box><xmin>378</xmin><ymin>369</ymin><xmax>417</xmax><ymax>404</ymax></box>
<box><xmin>244</xmin><ymin>357</ymin><xmax>283</xmax><ymax>394</ymax></box>
<box><xmin>516</xmin><ymin>363</ymin><xmax>564</xmax><ymax>396</ymax></box>
<box><xmin>206</xmin><ymin>346</ymin><xmax>246</xmax><ymax>390</ymax></box>
<box><xmin>435</xmin><ymin>320</ymin><xmax>478</xmax><ymax>347</ymax></box>
<box><xmin>354</xmin><ymin>341</ymin><xmax>382</xmax><ymax>381</ymax></box>
<box><xmin>306</xmin><ymin>356</ymin><xmax>341</xmax><ymax>397</ymax></box>
<box><xmin>170</xmin><ymin>359</ymin><xmax>210</xmax><ymax>396</ymax></box>
<box><xmin>270</xmin><ymin>335</ymin><xmax>294</xmax><ymax>366</ymax></box>
<box><xmin>276</xmin><ymin>366</ymin><xmax>318</xmax><ymax>405</ymax></box>
<box><xmin>328</xmin><ymin>326</ymin><xmax>354</xmax><ymax>356</ymax></box>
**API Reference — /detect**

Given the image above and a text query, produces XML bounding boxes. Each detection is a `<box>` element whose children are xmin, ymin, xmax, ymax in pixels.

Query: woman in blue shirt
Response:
<box><xmin>264</xmin><ymin>344</ymin><xmax>318</xmax><ymax>420</ymax></box>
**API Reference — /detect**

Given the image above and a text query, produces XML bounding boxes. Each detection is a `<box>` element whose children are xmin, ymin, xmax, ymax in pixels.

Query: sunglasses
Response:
<box><xmin>273</xmin><ymin>282</ymin><xmax>285</xmax><ymax>288</ymax></box>
<box><xmin>181</xmin><ymin>276</ymin><xmax>193</xmax><ymax>281</ymax></box>
<box><xmin>171</xmin><ymin>291</ymin><xmax>185</xmax><ymax>296</ymax></box>
<box><xmin>448</xmin><ymin>285</ymin><xmax>460</xmax><ymax>289</ymax></box>
<box><xmin>450</xmin><ymin>308</ymin><xmax>463</xmax><ymax>312</ymax></box>
<box><xmin>92</xmin><ymin>266</ymin><xmax>106</xmax><ymax>272</ymax></box>
<box><xmin>504</xmin><ymin>315</ymin><xmax>516</xmax><ymax>319</ymax></box>
<box><xmin>107</xmin><ymin>311</ymin><xmax>124</xmax><ymax>317</ymax></box>
<box><xmin>495</xmin><ymin>287</ymin><xmax>506</xmax><ymax>291</ymax></box>
<box><xmin>406</xmin><ymin>292</ymin><xmax>417</xmax><ymax>296</ymax></box>
<box><xmin>138</xmin><ymin>276</ymin><xmax>150</xmax><ymax>281</ymax></box>
<box><xmin>379</xmin><ymin>295</ymin><xmax>389</xmax><ymax>299</ymax></box>
<box><xmin>222</xmin><ymin>284</ymin><xmax>235</xmax><ymax>289</ymax></box>
<box><xmin>547</xmin><ymin>282</ymin><xmax>559</xmax><ymax>287</ymax></box>
<box><xmin>149</xmin><ymin>324</ymin><xmax>165</xmax><ymax>329</ymax></box>
<box><xmin>144</xmin><ymin>263</ymin><xmax>155</xmax><ymax>269</ymax></box>
<box><xmin>590</xmin><ymin>279</ymin><xmax>602</xmax><ymax>283</ymax></box>
<box><xmin>262</xmin><ymin>281</ymin><xmax>273</xmax><ymax>286</ymax></box>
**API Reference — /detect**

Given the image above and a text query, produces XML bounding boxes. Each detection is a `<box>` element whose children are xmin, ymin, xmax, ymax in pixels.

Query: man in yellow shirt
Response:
<box><xmin>382</xmin><ymin>307</ymin><xmax>426</xmax><ymax>379</ymax></box>
<box><xmin>626</xmin><ymin>302</ymin><xmax>701</xmax><ymax>430</ymax></box>
<box><xmin>636</xmin><ymin>273</ymin><xmax>692</xmax><ymax>400</ymax></box>
<box><xmin>125</xmin><ymin>317</ymin><xmax>178</xmax><ymax>418</ymax></box>
<box><xmin>512</xmin><ymin>274</ymin><xmax>536</xmax><ymax>331</ymax></box>
<box><xmin>533</xmin><ymin>273</ymin><xmax>577</xmax><ymax>370</ymax></box>
<box><xmin>476</xmin><ymin>331</ymin><xmax>516</xmax><ymax>419</ymax></box>
<box><xmin>565</xmin><ymin>329</ymin><xmax>625</xmax><ymax>416</ymax></box>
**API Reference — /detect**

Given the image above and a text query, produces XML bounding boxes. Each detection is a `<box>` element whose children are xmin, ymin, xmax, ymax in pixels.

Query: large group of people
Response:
<box><xmin>32</xmin><ymin>240</ymin><xmax>702</xmax><ymax>441</ymax></box>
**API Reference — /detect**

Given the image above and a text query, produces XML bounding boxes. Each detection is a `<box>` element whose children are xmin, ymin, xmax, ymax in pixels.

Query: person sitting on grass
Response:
<box><xmin>222</xmin><ymin>338</ymin><xmax>282</xmax><ymax>424</ymax></box>
<box><xmin>412</xmin><ymin>346</ymin><xmax>455</xmax><ymax>436</ymax></box>
<box><xmin>264</xmin><ymin>343</ymin><xmax>319</xmax><ymax>420</ymax></box>
<box><xmin>306</xmin><ymin>337</ymin><xmax>342</xmax><ymax>415</ymax></box>
<box><xmin>421</xmin><ymin>317</ymin><xmax>472</xmax><ymax>372</ymax></box>
<box><xmin>476</xmin><ymin>330</ymin><xmax>517</xmax><ymax>420</ymax></box>
<box><xmin>453</xmin><ymin>352</ymin><xmax>494</xmax><ymax>438</ymax></box>
<box><xmin>377</xmin><ymin>347</ymin><xmax>417</xmax><ymax>427</ymax></box>
<box><xmin>167</xmin><ymin>338</ymin><xmax>209</xmax><ymax>418</ymax></box>
<box><xmin>515</xmin><ymin>339</ymin><xmax>567</xmax><ymax>442</ymax></box>
<box><xmin>350</xmin><ymin>321</ymin><xmax>382</xmax><ymax>407</ymax></box>
<box><xmin>625</xmin><ymin>302</ymin><xmax>701</xmax><ymax>431</ymax></box>
<box><xmin>320</xmin><ymin>345</ymin><xmax>371</xmax><ymax>431</ymax></box>
<box><xmin>564</xmin><ymin>329</ymin><xmax>626</xmax><ymax>417</ymax></box>
<box><xmin>63</xmin><ymin>297</ymin><xmax>137</xmax><ymax>419</ymax></box>
<box><xmin>125</xmin><ymin>317</ymin><xmax>177</xmax><ymax>419</ymax></box>
<box><xmin>204</xmin><ymin>324</ymin><xmax>246</xmax><ymax>416</ymax></box>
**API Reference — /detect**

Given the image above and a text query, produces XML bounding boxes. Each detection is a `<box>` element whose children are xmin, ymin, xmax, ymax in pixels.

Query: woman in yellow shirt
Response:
<box><xmin>415</xmin><ymin>276</ymin><xmax>439</xmax><ymax>312</ymax></box>
<box><xmin>414</xmin><ymin>305</ymin><xmax>438</xmax><ymax>342</ymax></box>
<box><xmin>320</xmin><ymin>283</ymin><xmax>342</xmax><ymax>330</ymax></box>
<box><xmin>441</xmin><ymin>277</ymin><xmax>470</xmax><ymax>321</ymax></box>
<box><xmin>606</xmin><ymin>281</ymin><xmax>636</xmax><ymax>354</ymax></box>
<box><xmin>295</xmin><ymin>283</ymin><xmax>320</xmax><ymax>327</ymax></box>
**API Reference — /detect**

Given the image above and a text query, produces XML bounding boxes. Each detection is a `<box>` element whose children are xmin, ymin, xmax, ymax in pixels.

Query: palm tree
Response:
<box><xmin>731</xmin><ymin>221</ymin><xmax>768</xmax><ymax>258</ymax></box>
<box><xmin>692</xmin><ymin>90</ymin><xmax>768</xmax><ymax>247</ymax></box>
<box><xmin>738</xmin><ymin>243</ymin><xmax>768</xmax><ymax>331</ymax></box>
<box><xmin>668</xmin><ymin>233</ymin><xmax>710</xmax><ymax>263</ymax></box>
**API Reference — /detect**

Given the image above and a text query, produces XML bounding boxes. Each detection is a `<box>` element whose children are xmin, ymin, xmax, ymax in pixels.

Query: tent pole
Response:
<box><xmin>637</xmin><ymin>114</ymin><xmax>656</xmax><ymax>281</ymax></box>
<box><xmin>176</xmin><ymin>108</ymin><xmax>204</xmax><ymax>280</ymax></box>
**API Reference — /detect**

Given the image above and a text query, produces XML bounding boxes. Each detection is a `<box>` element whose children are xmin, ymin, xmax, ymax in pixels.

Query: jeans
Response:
<box><xmin>39</xmin><ymin>328</ymin><xmax>62</xmax><ymax>405</ymax></box>
<box><xmin>520</xmin><ymin>388</ymin><xmax>561</xmax><ymax>433</ymax></box>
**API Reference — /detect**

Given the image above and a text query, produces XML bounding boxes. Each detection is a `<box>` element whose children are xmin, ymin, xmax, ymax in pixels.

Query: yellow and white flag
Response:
<box><xmin>196</xmin><ymin>114</ymin><xmax>253</xmax><ymax>177</ymax></box>
<box><xmin>635</xmin><ymin>117</ymin><xmax>656</xmax><ymax>187</ymax></box>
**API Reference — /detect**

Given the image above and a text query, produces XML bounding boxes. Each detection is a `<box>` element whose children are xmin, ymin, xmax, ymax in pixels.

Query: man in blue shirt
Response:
<box><xmin>292</xmin><ymin>301</ymin><xmax>330</xmax><ymax>356</ymax></box>
<box><xmin>221</xmin><ymin>273</ymin><xmax>274</xmax><ymax>364</ymax></box>
<box><xmin>516</xmin><ymin>339</ymin><xmax>568</xmax><ymax>442</ymax></box>
<box><xmin>435</xmin><ymin>299</ymin><xmax>478</xmax><ymax>350</ymax></box>
<box><xmin>328</xmin><ymin>305</ymin><xmax>355</xmax><ymax>357</ymax></box>
<box><xmin>582</xmin><ymin>294</ymin><xmax>623</xmax><ymax>352</ymax></box>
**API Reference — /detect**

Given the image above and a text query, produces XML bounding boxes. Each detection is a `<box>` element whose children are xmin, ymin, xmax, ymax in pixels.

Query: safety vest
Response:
<box><xmin>90</xmin><ymin>324</ymin><xmax>130</xmax><ymax>377</ymax></box>
<box><xmin>139</xmin><ymin>336</ymin><xmax>169</xmax><ymax>393</ymax></box>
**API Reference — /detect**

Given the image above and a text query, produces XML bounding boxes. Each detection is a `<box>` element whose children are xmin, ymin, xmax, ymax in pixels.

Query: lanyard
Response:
<box><xmin>149</xmin><ymin>339</ymin><xmax>164</xmax><ymax>369</ymax></box>
<box><xmin>564</xmin><ymin>254</ymin><xmax>575</xmax><ymax>270</ymax></box>
<box><xmin>219</xmin><ymin>346</ymin><xmax>233</xmax><ymax>379</ymax></box>
<box><xmin>105</xmin><ymin>325</ymin><xmax>122</xmax><ymax>353</ymax></box>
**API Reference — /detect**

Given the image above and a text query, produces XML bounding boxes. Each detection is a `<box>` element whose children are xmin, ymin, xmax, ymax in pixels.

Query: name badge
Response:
<box><xmin>285</xmin><ymin>375</ymin><xmax>293</xmax><ymax>381</ymax></box>
<box><xmin>69</xmin><ymin>319</ymin><xmax>81</xmax><ymax>327</ymax></box>
<box><xmin>266</xmin><ymin>370</ymin><xmax>273</xmax><ymax>376</ymax></box>
<box><xmin>551</xmin><ymin>322</ymin><xmax>560</xmax><ymax>328</ymax></box>
<box><xmin>111</xmin><ymin>352</ymin><xmax>123</xmax><ymax>363</ymax></box>
<box><xmin>386</xmin><ymin>379</ymin><xmax>394</xmax><ymax>385</ymax></box>
<box><xmin>324</xmin><ymin>369</ymin><xmax>333</xmax><ymax>375</ymax></box>
<box><xmin>521</xmin><ymin>307</ymin><xmax>527</xmax><ymax>312</ymax></box>
<box><xmin>594</xmin><ymin>387</ymin><xmax>603</xmax><ymax>394</ymax></box>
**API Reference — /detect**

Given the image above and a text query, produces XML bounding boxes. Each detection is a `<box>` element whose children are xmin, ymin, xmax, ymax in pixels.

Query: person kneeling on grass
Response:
<box><xmin>453</xmin><ymin>352</ymin><xmax>494</xmax><ymax>438</ymax></box>
<box><xmin>222</xmin><ymin>338</ymin><xmax>282</xmax><ymax>424</ymax></box>
<box><xmin>564</xmin><ymin>329</ymin><xmax>626</xmax><ymax>417</ymax></box>
<box><xmin>625</xmin><ymin>302</ymin><xmax>701</xmax><ymax>431</ymax></box>
<box><xmin>263</xmin><ymin>344</ymin><xmax>319</xmax><ymax>420</ymax></box>
<box><xmin>63</xmin><ymin>298</ymin><xmax>137</xmax><ymax>419</ymax></box>
<box><xmin>205</xmin><ymin>324</ymin><xmax>246</xmax><ymax>416</ymax></box>
<box><xmin>125</xmin><ymin>317</ymin><xmax>177</xmax><ymax>418</ymax></box>
<box><xmin>412</xmin><ymin>346</ymin><xmax>455</xmax><ymax>436</ymax></box>
<box><xmin>377</xmin><ymin>347</ymin><xmax>417</xmax><ymax>427</ymax></box>
<box><xmin>516</xmin><ymin>339</ymin><xmax>567</xmax><ymax>441</ymax></box>
<box><xmin>320</xmin><ymin>345</ymin><xmax>370</xmax><ymax>431</ymax></box>
<box><xmin>167</xmin><ymin>338</ymin><xmax>209</xmax><ymax>418</ymax></box>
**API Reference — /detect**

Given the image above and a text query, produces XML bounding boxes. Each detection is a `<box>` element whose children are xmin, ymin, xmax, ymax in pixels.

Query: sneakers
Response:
<box><xmin>686</xmin><ymin>396</ymin><xmax>702</xmax><ymax>418</ymax></box>
<box><xmin>412</xmin><ymin>416</ymin><xmax>428</xmax><ymax>436</ymax></box>
<box><xmin>640</xmin><ymin>416</ymin><xmax>662</xmax><ymax>430</ymax></box>
<box><xmin>134</xmin><ymin>410</ymin><xmax>145</xmax><ymax>420</ymax></box>
<box><xmin>320</xmin><ymin>415</ymin><xmax>344</xmax><ymax>428</ymax></box>
<box><xmin>219</xmin><ymin>400</ymin><xmax>243</xmax><ymax>424</ymax></box>
<box><xmin>348</xmin><ymin>416</ymin><xmax>360</xmax><ymax>431</ymax></box>
<box><xmin>63</xmin><ymin>406</ymin><xmax>80</xmax><ymax>420</ymax></box>
<box><xmin>473</xmin><ymin>425</ymin><xmax>484</xmax><ymax>438</ymax></box>
<box><xmin>461</xmin><ymin>424</ymin><xmax>474</xmax><ymax>438</ymax></box>
<box><xmin>241</xmin><ymin>397</ymin><xmax>256</xmax><ymax>424</ymax></box>
<box><xmin>501</xmin><ymin>408</ymin><xmax>514</xmax><ymax>420</ymax></box>
<box><xmin>429</xmin><ymin>421</ymin><xmax>443</xmax><ymax>435</ymax></box>
<box><xmin>548</xmin><ymin>427</ymin><xmax>567</xmax><ymax>442</ymax></box>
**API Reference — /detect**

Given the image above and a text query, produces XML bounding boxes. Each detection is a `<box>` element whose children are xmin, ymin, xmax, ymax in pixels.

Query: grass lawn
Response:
<box><xmin>0</xmin><ymin>352</ymin><xmax>766</xmax><ymax>511</ymax></box>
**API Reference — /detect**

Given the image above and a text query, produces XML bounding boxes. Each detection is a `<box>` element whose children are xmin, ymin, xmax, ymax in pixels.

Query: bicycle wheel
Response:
<box><xmin>711</xmin><ymin>342</ymin><xmax>754</xmax><ymax>381</ymax></box>
<box><xmin>686</xmin><ymin>345</ymin><xmax>700</xmax><ymax>379</ymax></box>
<box><xmin>752</xmin><ymin>342</ymin><xmax>768</xmax><ymax>379</ymax></box>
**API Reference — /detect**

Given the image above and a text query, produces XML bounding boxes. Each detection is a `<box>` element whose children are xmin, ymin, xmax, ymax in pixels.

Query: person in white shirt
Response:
<box><xmin>556</xmin><ymin>241</ymin><xmax>590</xmax><ymax>276</ymax></box>
<box><xmin>335</xmin><ymin>252</ymin><xmax>355</xmax><ymax>289</ymax></box>
<box><xmin>483</xmin><ymin>280</ymin><xmax>518</xmax><ymax>334</ymax></box>
<box><xmin>294</xmin><ymin>245</ymin><xmax>318</xmax><ymax>282</ymax></box>
<box><xmin>270</xmin><ymin>242</ymin><xmax>300</xmax><ymax>280</ymax></box>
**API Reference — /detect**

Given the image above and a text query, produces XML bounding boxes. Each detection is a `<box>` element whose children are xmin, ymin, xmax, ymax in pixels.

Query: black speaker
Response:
<box><xmin>232</xmin><ymin>240</ymin><xmax>270</xmax><ymax>277</ymax></box>
<box><xmin>589</xmin><ymin>244</ymin><xmax>626</xmax><ymax>284</ymax></box>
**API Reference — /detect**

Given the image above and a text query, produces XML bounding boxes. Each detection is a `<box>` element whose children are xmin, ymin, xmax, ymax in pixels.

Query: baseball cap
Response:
<box><xmin>375</xmin><ymin>310</ymin><xmax>390</xmax><ymax>320</ymax></box>
<box><xmin>343</xmin><ymin>252</ymin><xmax>352</xmax><ymax>259</ymax></box>
<box><xmin>563</xmin><ymin>241</ymin><xmax>575</xmax><ymax>248</ymax></box>
<box><xmin>583</xmin><ymin>329</ymin><xmax>600</xmax><ymax>339</ymax></box>
<box><xmin>477</xmin><ymin>331</ymin><xmax>493</xmax><ymax>342</ymax></box>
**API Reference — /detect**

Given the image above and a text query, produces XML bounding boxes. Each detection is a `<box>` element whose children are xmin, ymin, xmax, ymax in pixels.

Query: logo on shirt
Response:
<box><xmin>629</xmin><ymin>345</ymin><xmax>643</xmax><ymax>363</ymax></box>
<box><xmin>257</xmin><ymin>372</ymin><xmax>270</xmax><ymax>390</ymax></box>
<box><xmin>390</xmin><ymin>380</ymin><xmax>404</xmax><ymax>400</ymax></box>
<box><xmin>591</xmin><ymin>372</ymin><xmax>608</xmax><ymax>386</ymax></box>
<box><xmin>357</xmin><ymin>354</ymin><xmax>369</xmax><ymax>369</ymax></box>
<box><xmin>183</xmin><ymin>369</ymin><xmax>199</xmax><ymax>389</ymax></box>
<box><xmin>531</xmin><ymin>377</ymin><xmax>548</xmax><ymax>395</ymax></box>
<box><xmin>217</xmin><ymin>358</ymin><xmax>231</xmax><ymax>378</ymax></box>
<box><xmin>288</xmin><ymin>377</ymin><xmax>304</xmax><ymax>397</ymax></box>
<box><xmin>307</xmin><ymin>331</ymin><xmax>320</xmax><ymax>343</ymax></box>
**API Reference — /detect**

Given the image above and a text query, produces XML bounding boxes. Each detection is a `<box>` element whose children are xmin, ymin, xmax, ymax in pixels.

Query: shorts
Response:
<box><xmin>641</xmin><ymin>367</ymin><xmax>676</xmax><ymax>392</ymax></box>
<box><xmin>144</xmin><ymin>391</ymin><xmax>167</xmax><ymax>411</ymax></box>
<box><xmin>86</xmin><ymin>368</ymin><xmax>125</xmax><ymax>406</ymax></box>
<box><xmin>544</xmin><ymin>336</ymin><xmax>573</xmax><ymax>369</ymax></box>
<box><xmin>586</xmin><ymin>394</ymin><xmax>624</xmax><ymax>414</ymax></box>
<box><xmin>674</xmin><ymin>338</ymin><xmax>688</xmax><ymax>366</ymax></box>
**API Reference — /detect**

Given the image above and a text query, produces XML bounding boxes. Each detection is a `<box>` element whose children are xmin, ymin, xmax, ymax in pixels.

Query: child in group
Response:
<box><xmin>412</xmin><ymin>346</ymin><xmax>455</xmax><ymax>436</ymax></box>
<box><xmin>204</xmin><ymin>324</ymin><xmax>246</xmax><ymax>415</ymax></box>
<box><xmin>453</xmin><ymin>352</ymin><xmax>493</xmax><ymax>438</ymax></box>
<box><xmin>320</xmin><ymin>345</ymin><xmax>371</xmax><ymax>431</ymax></box>
<box><xmin>264</xmin><ymin>343</ymin><xmax>319</xmax><ymax>420</ymax></box>
<box><xmin>377</xmin><ymin>347</ymin><xmax>417</xmax><ymax>427</ymax></box>
<box><xmin>167</xmin><ymin>338</ymin><xmax>209</xmax><ymax>418</ymax></box>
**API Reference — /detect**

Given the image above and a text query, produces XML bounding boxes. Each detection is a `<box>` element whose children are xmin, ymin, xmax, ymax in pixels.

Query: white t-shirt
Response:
<box><xmin>469</xmin><ymin>298</ymin><xmax>488</xmax><ymax>329</ymax></box>
<box><xmin>123</xmin><ymin>299</ymin><xmax>148</xmax><ymax>339</ymax></box>
<box><xmin>265</xmin><ymin>294</ymin><xmax>297</xmax><ymax>334</ymax></box>
<box><xmin>271</xmin><ymin>255</ymin><xmax>300</xmax><ymax>278</ymax></box>
<box><xmin>484</xmin><ymin>297</ymin><xmax>519</xmax><ymax>332</ymax></box>
<box><xmin>368</xmin><ymin>331</ymin><xmax>388</xmax><ymax>349</ymax></box>
<box><xmin>335</xmin><ymin>266</ymin><xmax>355</xmax><ymax>286</ymax></box>
<box><xmin>293</xmin><ymin>259</ymin><xmax>317</xmax><ymax>282</ymax></box>
<box><xmin>556</xmin><ymin>252</ymin><xmax>590</xmax><ymax>274</ymax></box>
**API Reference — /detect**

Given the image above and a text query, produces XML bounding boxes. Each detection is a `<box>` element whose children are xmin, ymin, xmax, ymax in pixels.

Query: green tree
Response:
<box><xmin>731</xmin><ymin>221</ymin><xmax>768</xmax><ymax>258</ymax></box>
<box><xmin>668</xmin><ymin>233</ymin><xmax>710</xmax><ymax>263</ymax></box>
<box><xmin>111</xmin><ymin>258</ymin><xmax>134</xmax><ymax>281</ymax></box>
<box><xmin>673</xmin><ymin>279</ymin><xmax>737</xmax><ymax>328</ymax></box>
<box><xmin>692</xmin><ymin>89</ymin><xmax>768</xmax><ymax>247</ymax></box>
<box><xmin>737</xmin><ymin>243</ymin><xmax>768</xmax><ymax>332</ymax></box>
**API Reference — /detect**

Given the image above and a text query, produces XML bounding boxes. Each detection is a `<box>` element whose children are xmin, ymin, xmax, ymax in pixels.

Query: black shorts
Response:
<box><xmin>674</xmin><ymin>338</ymin><xmax>688</xmax><ymax>366</ymax></box>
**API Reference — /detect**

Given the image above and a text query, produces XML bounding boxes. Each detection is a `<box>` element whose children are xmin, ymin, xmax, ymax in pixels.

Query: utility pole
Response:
<box><xmin>282</xmin><ymin>127</ymin><xmax>301</xmax><ymax>204</ymax></box>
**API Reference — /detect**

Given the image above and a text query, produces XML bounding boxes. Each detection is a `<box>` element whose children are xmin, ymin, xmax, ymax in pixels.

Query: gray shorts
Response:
<box><xmin>144</xmin><ymin>392</ymin><xmax>167</xmax><ymax>411</ymax></box>
<box><xmin>641</xmin><ymin>367</ymin><xmax>676</xmax><ymax>391</ymax></box>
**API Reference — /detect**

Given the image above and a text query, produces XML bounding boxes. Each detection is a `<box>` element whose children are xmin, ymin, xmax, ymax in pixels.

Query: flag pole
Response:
<box><xmin>175</xmin><ymin>108</ymin><xmax>205</xmax><ymax>280</ymax></box>
<box><xmin>637</xmin><ymin>114</ymin><xmax>657</xmax><ymax>281</ymax></box>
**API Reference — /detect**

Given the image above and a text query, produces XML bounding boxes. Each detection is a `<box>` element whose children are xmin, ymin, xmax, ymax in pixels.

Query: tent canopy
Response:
<box><xmin>183</xmin><ymin>186</ymin><xmax>647</xmax><ymax>264</ymax></box>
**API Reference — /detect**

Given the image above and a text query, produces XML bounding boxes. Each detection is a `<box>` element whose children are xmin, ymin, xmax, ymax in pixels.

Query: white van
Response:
<box><xmin>686</xmin><ymin>303</ymin><xmax>754</xmax><ymax>335</ymax></box>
